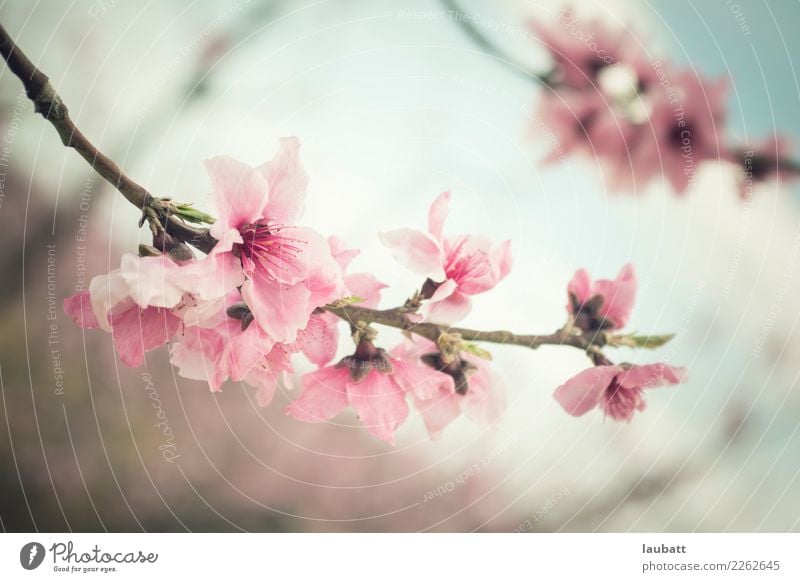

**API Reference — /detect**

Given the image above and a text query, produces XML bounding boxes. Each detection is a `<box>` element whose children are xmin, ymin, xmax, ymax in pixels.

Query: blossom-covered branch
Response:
<box><xmin>442</xmin><ymin>2</ymin><xmax>800</xmax><ymax>197</ymax></box>
<box><xmin>2</xmin><ymin>21</ymin><xmax>686</xmax><ymax>444</ymax></box>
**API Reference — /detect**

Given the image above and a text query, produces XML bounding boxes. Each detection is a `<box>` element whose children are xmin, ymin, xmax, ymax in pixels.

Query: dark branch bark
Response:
<box><xmin>0</xmin><ymin>23</ymin><xmax>216</xmax><ymax>252</ymax></box>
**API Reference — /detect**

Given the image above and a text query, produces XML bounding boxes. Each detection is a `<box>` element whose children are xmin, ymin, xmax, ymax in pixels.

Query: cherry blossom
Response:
<box><xmin>553</xmin><ymin>362</ymin><xmax>686</xmax><ymax>421</ymax></box>
<box><xmin>380</xmin><ymin>191</ymin><xmax>512</xmax><ymax>323</ymax></box>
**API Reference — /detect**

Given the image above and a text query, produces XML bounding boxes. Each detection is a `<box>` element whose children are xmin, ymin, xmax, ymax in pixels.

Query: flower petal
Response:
<box><xmin>110</xmin><ymin>306</ymin><xmax>180</xmax><ymax>368</ymax></box>
<box><xmin>241</xmin><ymin>273</ymin><xmax>313</xmax><ymax>343</ymax></box>
<box><xmin>553</xmin><ymin>365</ymin><xmax>620</xmax><ymax>417</ymax></box>
<box><xmin>379</xmin><ymin>228</ymin><xmax>445</xmax><ymax>280</ymax></box>
<box><xmin>63</xmin><ymin>291</ymin><xmax>100</xmax><ymax>329</ymax></box>
<box><xmin>427</xmin><ymin>191</ymin><xmax>451</xmax><ymax>242</ymax></box>
<box><xmin>344</xmin><ymin>273</ymin><xmax>387</xmax><ymax>309</ymax></box>
<box><xmin>424</xmin><ymin>285</ymin><xmax>472</xmax><ymax>324</ymax></box>
<box><xmin>258</xmin><ymin>137</ymin><xmax>308</xmax><ymax>224</ymax></box>
<box><xmin>296</xmin><ymin>313</ymin><xmax>339</xmax><ymax>367</ymax></box>
<box><xmin>617</xmin><ymin>363</ymin><xmax>687</xmax><ymax>391</ymax></box>
<box><xmin>594</xmin><ymin>263</ymin><xmax>637</xmax><ymax>328</ymax></box>
<box><xmin>347</xmin><ymin>372</ymin><xmax>409</xmax><ymax>444</ymax></box>
<box><xmin>286</xmin><ymin>366</ymin><xmax>349</xmax><ymax>422</ymax></box>
<box><xmin>205</xmin><ymin>156</ymin><xmax>269</xmax><ymax>250</ymax></box>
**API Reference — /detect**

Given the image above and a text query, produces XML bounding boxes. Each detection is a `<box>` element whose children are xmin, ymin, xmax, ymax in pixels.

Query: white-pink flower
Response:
<box><xmin>206</xmin><ymin>137</ymin><xmax>343</xmax><ymax>343</ymax></box>
<box><xmin>63</xmin><ymin>253</ymin><xmax>242</xmax><ymax>367</ymax></box>
<box><xmin>380</xmin><ymin>191</ymin><xmax>512</xmax><ymax>323</ymax></box>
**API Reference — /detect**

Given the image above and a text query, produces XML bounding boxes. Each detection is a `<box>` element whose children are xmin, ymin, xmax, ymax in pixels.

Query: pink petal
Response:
<box><xmin>296</xmin><ymin>313</ymin><xmax>339</xmax><ymax>367</ymax></box>
<box><xmin>567</xmin><ymin>268</ymin><xmax>592</xmax><ymax>307</ymax></box>
<box><xmin>462</xmin><ymin>363</ymin><xmax>506</xmax><ymax>427</ymax></box>
<box><xmin>423</xmin><ymin>284</ymin><xmax>472</xmax><ymax>324</ymax></box>
<box><xmin>110</xmin><ymin>306</ymin><xmax>180</xmax><ymax>368</ymax></box>
<box><xmin>285</xmin><ymin>366</ymin><xmax>349</xmax><ymax>422</ymax></box>
<box><xmin>493</xmin><ymin>239</ymin><xmax>513</xmax><ymax>282</ymax></box>
<box><xmin>379</xmin><ymin>228</ymin><xmax>445</xmax><ymax>280</ymax></box>
<box><xmin>245</xmin><ymin>343</ymin><xmax>294</xmax><ymax>405</ymax></box>
<box><xmin>427</xmin><ymin>191</ymin><xmax>451</xmax><ymax>242</ymax></box>
<box><xmin>220</xmin><ymin>318</ymin><xmax>275</xmax><ymax>382</ymax></box>
<box><xmin>344</xmin><ymin>273</ymin><xmax>387</xmax><ymax>309</ymax></box>
<box><xmin>413</xmin><ymin>387</ymin><xmax>462</xmax><ymax>439</ymax></box>
<box><xmin>553</xmin><ymin>365</ymin><xmax>621</xmax><ymax>417</ymax></box>
<box><xmin>63</xmin><ymin>291</ymin><xmax>100</xmax><ymax>329</ymax></box>
<box><xmin>241</xmin><ymin>273</ymin><xmax>313</xmax><ymax>343</ymax></box>
<box><xmin>205</xmin><ymin>156</ymin><xmax>269</xmax><ymax>250</ymax></box>
<box><xmin>257</xmin><ymin>137</ymin><xmax>308</xmax><ymax>224</ymax></box>
<box><xmin>347</xmin><ymin>372</ymin><xmax>409</xmax><ymax>444</ymax></box>
<box><xmin>391</xmin><ymin>352</ymin><xmax>453</xmax><ymax>401</ymax></box>
<box><xmin>617</xmin><ymin>363</ymin><xmax>687</xmax><ymax>391</ymax></box>
<box><xmin>328</xmin><ymin>235</ymin><xmax>360</xmax><ymax>271</ymax></box>
<box><xmin>594</xmin><ymin>263</ymin><xmax>637</xmax><ymax>328</ymax></box>
<box><xmin>170</xmin><ymin>325</ymin><xmax>226</xmax><ymax>391</ymax></box>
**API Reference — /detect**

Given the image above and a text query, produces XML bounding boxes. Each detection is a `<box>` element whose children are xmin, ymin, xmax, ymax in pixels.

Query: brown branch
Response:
<box><xmin>324</xmin><ymin>303</ymin><xmax>598</xmax><ymax>353</ymax></box>
<box><xmin>0</xmin><ymin>23</ymin><xmax>216</xmax><ymax>253</ymax></box>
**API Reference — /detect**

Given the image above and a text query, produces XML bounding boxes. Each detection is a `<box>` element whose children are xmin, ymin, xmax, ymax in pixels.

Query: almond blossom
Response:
<box><xmin>206</xmin><ymin>137</ymin><xmax>343</xmax><ymax>343</ymax></box>
<box><xmin>285</xmin><ymin>343</ymin><xmax>409</xmax><ymax>444</ymax></box>
<box><xmin>380</xmin><ymin>191</ymin><xmax>512</xmax><ymax>323</ymax></box>
<box><xmin>392</xmin><ymin>340</ymin><xmax>506</xmax><ymax>439</ymax></box>
<box><xmin>553</xmin><ymin>362</ymin><xmax>686</xmax><ymax>421</ymax></box>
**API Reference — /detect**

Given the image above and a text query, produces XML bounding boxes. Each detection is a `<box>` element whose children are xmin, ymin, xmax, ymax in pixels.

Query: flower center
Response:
<box><xmin>603</xmin><ymin>378</ymin><xmax>646</xmax><ymax>421</ymax></box>
<box><xmin>238</xmin><ymin>220</ymin><xmax>304</xmax><ymax>275</ymax></box>
<box><xmin>444</xmin><ymin>236</ymin><xmax>490</xmax><ymax>282</ymax></box>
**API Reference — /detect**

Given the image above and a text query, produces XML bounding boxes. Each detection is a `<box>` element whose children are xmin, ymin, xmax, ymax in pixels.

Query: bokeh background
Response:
<box><xmin>1</xmin><ymin>0</ymin><xmax>800</xmax><ymax>532</ymax></box>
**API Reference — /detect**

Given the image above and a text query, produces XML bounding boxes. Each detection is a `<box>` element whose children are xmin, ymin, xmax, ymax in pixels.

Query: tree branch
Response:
<box><xmin>0</xmin><ymin>22</ymin><xmax>216</xmax><ymax>252</ymax></box>
<box><xmin>324</xmin><ymin>303</ymin><xmax>598</xmax><ymax>353</ymax></box>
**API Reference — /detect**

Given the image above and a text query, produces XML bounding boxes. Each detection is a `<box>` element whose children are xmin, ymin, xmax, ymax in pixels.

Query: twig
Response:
<box><xmin>0</xmin><ymin>23</ymin><xmax>216</xmax><ymax>252</ymax></box>
<box><xmin>439</xmin><ymin>0</ymin><xmax>551</xmax><ymax>85</ymax></box>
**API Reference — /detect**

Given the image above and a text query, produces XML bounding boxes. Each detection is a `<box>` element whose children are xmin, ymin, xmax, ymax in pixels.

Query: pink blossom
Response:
<box><xmin>530</xmin><ymin>8</ymin><xmax>633</xmax><ymax>89</ymax></box>
<box><xmin>567</xmin><ymin>263</ymin><xmax>636</xmax><ymax>332</ymax></box>
<box><xmin>380</xmin><ymin>191</ymin><xmax>512</xmax><ymax>323</ymax></box>
<box><xmin>295</xmin><ymin>237</ymin><xmax>387</xmax><ymax>367</ymax></box>
<box><xmin>553</xmin><ymin>363</ymin><xmax>686</xmax><ymax>421</ymax></box>
<box><xmin>619</xmin><ymin>71</ymin><xmax>728</xmax><ymax>194</ymax></box>
<box><xmin>391</xmin><ymin>340</ymin><xmax>506</xmax><ymax>439</ymax></box>
<box><xmin>205</xmin><ymin>137</ymin><xmax>343</xmax><ymax>343</ymax></box>
<box><xmin>169</xmin><ymin>290</ymin><xmax>279</xmax><ymax>394</ymax></box>
<box><xmin>285</xmin><ymin>346</ymin><xmax>408</xmax><ymax>444</ymax></box>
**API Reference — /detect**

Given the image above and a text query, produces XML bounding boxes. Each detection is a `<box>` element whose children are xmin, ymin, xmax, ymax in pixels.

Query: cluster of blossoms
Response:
<box><xmin>531</xmin><ymin>7</ymin><xmax>797</xmax><ymax>197</ymax></box>
<box><xmin>555</xmin><ymin>265</ymin><xmax>686</xmax><ymax>421</ymax></box>
<box><xmin>64</xmin><ymin>138</ymin><xmax>685</xmax><ymax>443</ymax></box>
